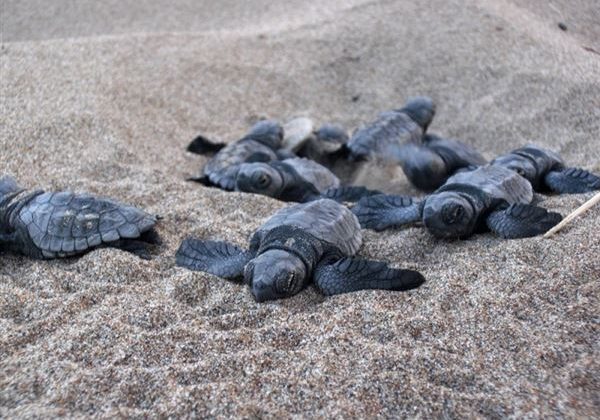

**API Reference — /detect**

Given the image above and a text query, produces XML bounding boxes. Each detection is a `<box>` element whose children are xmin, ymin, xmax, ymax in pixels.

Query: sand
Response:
<box><xmin>1</xmin><ymin>0</ymin><xmax>599</xmax><ymax>417</ymax></box>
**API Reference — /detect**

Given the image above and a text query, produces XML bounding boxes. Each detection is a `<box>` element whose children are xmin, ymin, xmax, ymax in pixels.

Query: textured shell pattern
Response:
<box><xmin>257</xmin><ymin>198</ymin><xmax>362</xmax><ymax>256</ymax></box>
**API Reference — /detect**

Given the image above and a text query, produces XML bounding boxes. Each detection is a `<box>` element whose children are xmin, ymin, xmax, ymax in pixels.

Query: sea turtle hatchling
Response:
<box><xmin>235</xmin><ymin>157</ymin><xmax>381</xmax><ymax>203</ymax></box>
<box><xmin>187</xmin><ymin>120</ymin><xmax>286</xmax><ymax>190</ymax></box>
<box><xmin>351</xmin><ymin>165</ymin><xmax>562</xmax><ymax>239</ymax></box>
<box><xmin>176</xmin><ymin>198</ymin><xmax>425</xmax><ymax>302</ymax></box>
<box><xmin>346</xmin><ymin>96</ymin><xmax>436</xmax><ymax>161</ymax></box>
<box><xmin>491</xmin><ymin>145</ymin><xmax>600</xmax><ymax>194</ymax></box>
<box><xmin>0</xmin><ymin>176</ymin><xmax>159</xmax><ymax>259</ymax></box>
<box><xmin>394</xmin><ymin>133</ymin><xmax>487</xmax><ymax>191</ymax></box>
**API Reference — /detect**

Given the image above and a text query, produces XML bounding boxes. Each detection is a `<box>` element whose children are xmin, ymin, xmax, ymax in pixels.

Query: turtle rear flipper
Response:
<box><xmin>351</xmin><ymin>194</ymin><xmax>422</xmax><ymax>231</ymax></box>
<box><xmin>176</xmin><ymin>238</ymin><xmax>254</xmax><ymax>280</ymax></box>
<box><xmin>320</xmin><ymin>186</ymin><xmax>382</xmax><ymax>203</ymax></box>
<box><xmin>314</xmin><ymin>257</ymin><xmax>425</xmax><ymax>296</ymax></box>
<box><xmin>196</xmin><ymin>166</ymin><xmax>240</xmax><ymax>191</ymax></box>
<box><xmin>544</xmin><ymin>167</ymin><xmax>600</xmax><ymax>194</ymax></box>
<box><xmin>486</xmin><ymin>203</ymin><xmax>562</xmax><ymax>238</ymax></box>
<box><xmin>186</xmin><ymin>134</ymin><xmax>225</xmax><ymax>155</ymax></box>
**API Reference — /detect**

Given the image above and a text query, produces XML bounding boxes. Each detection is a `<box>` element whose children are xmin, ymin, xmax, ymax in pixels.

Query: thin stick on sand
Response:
<box><xmin>544</xmin><ymin>191</ymin><xmax>600</xmax><ymax>238</ymax></box>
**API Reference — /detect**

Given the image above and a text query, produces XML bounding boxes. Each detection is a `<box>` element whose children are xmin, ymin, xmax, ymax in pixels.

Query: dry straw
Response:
<box><xmin>544</xmin><ymin>192</ymin><xmax>600</xmax><ymax>238</ymax></box>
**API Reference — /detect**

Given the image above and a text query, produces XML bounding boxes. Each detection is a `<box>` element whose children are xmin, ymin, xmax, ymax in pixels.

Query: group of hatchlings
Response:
<box><xmin>2</xmin><ymin>97</ymin><xmax>599</xmax><ymax>301</ymax></box>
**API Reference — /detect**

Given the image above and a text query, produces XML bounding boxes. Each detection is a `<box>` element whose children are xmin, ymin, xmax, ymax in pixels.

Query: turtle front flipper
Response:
<box><xmin>188</xmin><ymin>167</ymin><xmax>240</xmax><ymax>190</ymax></box>
<box><xmin>320</xmin><ymin>186</ymin><xmax>382</xmax><ymax>203</ymax></box>
<box><xmin>187</xmin><ymin>134</ymin><xmax>226</xmax><ymax>155</ymax></box>
<box><xmin>544</xmin><ymin>167</ymin><xmax>600</xmax><ymax>194</ymax></box>
<box><xmin>314</xmin><ymin>256</ymin><xmax>425</xmax><ymax>296</ymax></box>
<box><xmin>176</xmin><ymin>238</ymin><xmax>254</xmax><ymax>280</ymax></box>
<box><xmin>186</xmin><ymin>175</ymin><xmax>215</xmax><ymax>186</ymax></box>
<box><xmin>206</xmin><ymin>167</ymin><xmax>240</xmax><ymax>191</ymax></box>
<box><xmin>351</xmin><ymin>194</ymin><xmax>423</xmax><ymax>231</ymax></box>
<box><xmin>486</xmin><ymin>203</ymin><xmax>562</xmax><ymax>239</ymax></box>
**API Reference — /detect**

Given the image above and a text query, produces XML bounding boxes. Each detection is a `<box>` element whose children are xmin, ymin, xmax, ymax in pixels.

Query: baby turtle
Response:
<box><xmin>352</xmin><ymin>165</ymin><xmax>562</xmax><ymax>239</ymax></box>
<box><xmin>235</xmin><ymin>157</ymin><xmax>380</xmax><ymax>203</ymax></box>
<box><xmin>176</xmin><ymin>198</ymin><xmax>424</xmax><ymax>302</ymax></box>
<box><xmin>346</xmin><ymin>97</ymin><xmax>436</xmax><ymax>160</ymax></box>
<box><xmin>0</xmin><ymin>176</ymin><xmax>159</xmax><ymax>259</ymax></box>
<box><xmin>395</xmin><ymin>134</ymin><xmax>487</xmax><ymax>191</ymax></box>
<box><xmin>187</xmin><ymin>120</ymin><xmax>285</xmax><ymax>190</ymax></box>
<box><xmin>491</xmin><ymin>145</ymin><xmax>600</xmax><ymax>193</ymax></box>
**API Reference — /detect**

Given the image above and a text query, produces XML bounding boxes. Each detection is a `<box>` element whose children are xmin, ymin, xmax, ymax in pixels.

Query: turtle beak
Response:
<box><xmin>251</xmin><ymin>280</ymin><xmax>278</xmax><ymax>302</ymax></box>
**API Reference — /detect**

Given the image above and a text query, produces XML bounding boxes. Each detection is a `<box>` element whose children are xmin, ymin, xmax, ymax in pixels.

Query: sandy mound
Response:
<box><xmin>1</xmin><ymin>0</ymin><xmax>599</xmax><ymax>417</ymax></box>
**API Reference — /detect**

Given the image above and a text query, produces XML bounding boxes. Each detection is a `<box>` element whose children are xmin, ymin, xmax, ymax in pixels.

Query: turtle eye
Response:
<box><xmin>253</xmin><ymin>172</ymin><xmax>271</xmax><ymax>188</ymax></box>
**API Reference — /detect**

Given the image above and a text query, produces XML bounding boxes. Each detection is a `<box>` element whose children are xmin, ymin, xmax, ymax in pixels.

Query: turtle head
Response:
<box><xmin>423</xmin><ymin>192</ymin><xmax>477</xmax><ymax>239</ymax></box>
<box><xmin>235</xmin><ymin>163</ymin><xmax>284</xmax><ymax>198</ymax></box>
<box><xmin>247</xmin><ymin>120</ymin><xmax>284</xmax><ymax>149</ymax></box>
<box><xmin>244</xmin><ymin>249</ymin><xmax>308</xmax><ymax>302</ymax></box>
<box><xmin>398</xmin><ymin>96</ymin><xmax>436</xmax><ymax>131</ymax></box>
<box><xmin>492</xmin><ymin>154</ymin><xmax>536</xmax><ymax>183</ymax></box>
<box><xmin>315</xmin><ymin>124</ymin><xmax>349</xmax><ymax>145</ymax></box>
<box><xmin>0</xmin><ymin>176</ymin><xmax>22</xmax><ymax>201</ymax></box>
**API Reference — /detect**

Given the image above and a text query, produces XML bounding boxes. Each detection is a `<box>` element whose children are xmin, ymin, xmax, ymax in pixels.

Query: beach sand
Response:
<box><xmin>1</xmin><ymin>0</ymin><xmax>599</xmax><ymax>417</ymax></box>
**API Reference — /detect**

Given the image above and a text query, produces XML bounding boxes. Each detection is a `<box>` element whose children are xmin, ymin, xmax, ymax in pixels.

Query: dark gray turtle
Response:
<box><xmin>394</xmin><ymin>134</ymin><xmax>487</xmax><ymax>191</ymax></box>
<box><xmin>176</xmin><ymin>198</ymin><xmax>424</xmax><ymax>302</ymax></box>
<box><xmin>0</xmin><ymin>176</ymin><xmax>159</xmax><ymax>259</ymax></box>
<box><xmin>491</xmin><ymin>145</ymin><xmax>600</xmax><ymax>194</ymax></box>
<box><xmin>352</xmin><ymin>165</ymin><xmax>562</xmax><ymax>239</ymax></box>
<box><xmin>187</xmin><ymin>120</ymin><xmax>285</xmax><ymax>190</ymax></box>
<box><xmin>235</xmin><ymin>157</ymin><xmax>380</xmax><ymax>203</ymax></box>
<box><xmin>346</xmin><ymin>97</ymin><xmax>436</xmax><ymax>160</ymax></box>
